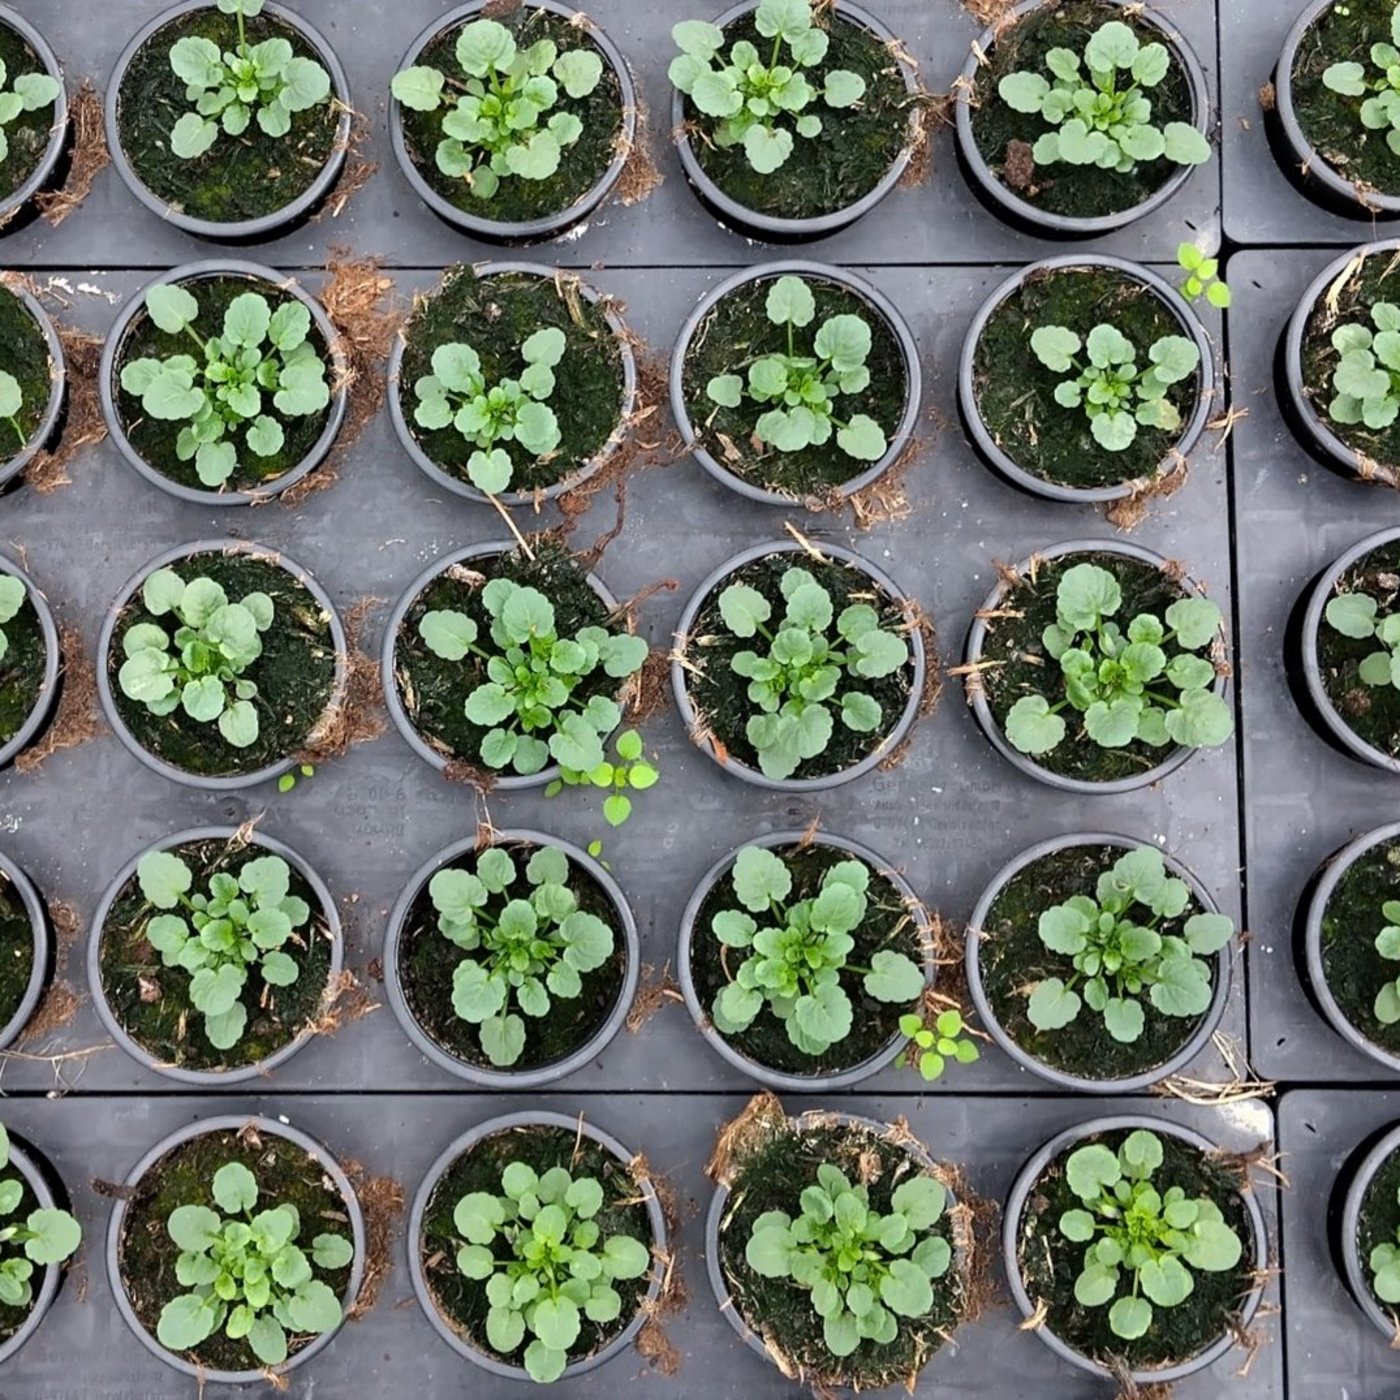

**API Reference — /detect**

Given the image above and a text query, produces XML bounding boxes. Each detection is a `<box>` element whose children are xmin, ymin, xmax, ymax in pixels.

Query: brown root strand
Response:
<box><xmin>16</xmin><ymin>624</ymin><xmax>104</xmax><ymax>773</ymax></box>
<box><xmin>25</xmin><ymin>324</ymin><xmax>106</xmax><ymax>494</ymax></box>
<box><xmin>36</xmin><ymin>81</ymin><xmax>109</xmax><ymax>227</ymax></box>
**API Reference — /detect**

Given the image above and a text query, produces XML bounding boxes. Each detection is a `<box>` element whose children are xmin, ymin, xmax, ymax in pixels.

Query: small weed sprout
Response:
<box><xmin>0</xmin><ymin>573</ymin><xmax>25</xmax><ymax>660</ymax></box>
<box><xmin>545</xmin><ymin>727</ymin><xmax>659</xmax><ymax>829</ymax></box>
<box><xmin>900</xmin><ymin>1008</ymin><xmax>980</xmax><ymax>1081</ymax></box>
<box><xmin>0</xmin><ymin>1125</ymin><xmax>80</xmax><ymax>1308</ymax></box>
<box><xmin>1326</xmin><ymin>302</ymin><xmax>1400</xmax><ymax>431</ymax></box>
<box><xmin>1176</xmin><ymin>243</ymin><xmax>1231</xmax><ymax>310</ymax></box>
<box><xmin>0</xmin><ymin>57</ymin><xmax>60</xmax><ymax>165</ymax></box>
<box><xmin>1326</xmin><ymin>589</ymin><xmax>1400</xmax><ymax>691</ymax></box>
<box><xmin>277</xmin><ymin>762</ymin><xmax>316</xmax><ymax>795</ymax></box>
<box><xmin>1323</xmin><ymin>5</ymin><xmax>1400</xmax><ymax>156</ymax></box>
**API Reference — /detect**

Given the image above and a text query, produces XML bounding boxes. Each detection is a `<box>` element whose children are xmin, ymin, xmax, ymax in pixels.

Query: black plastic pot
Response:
<box><xmin>671</xmin><ymin>538</ymin><xmax>926</xmax><ymax>791</ymax></box>
<box><xmin>0</xmin><ymin>280</ymin><xmax>66</xmax><ymax>492</ymax></box>
<box><xmin>388</xmin><ymin>0</ymin><xmax>636</xmax><ymax>244</ymax></box>
<box><xmin>957</xmin><ymin>255</ymin><xmax>1214</xmax><ymax>504</ymax></box>
<box><xmin>954</xmin><ymin>0</ymin><xmax>1211</xmax><ymax>238</ymax></box>
<box><xmin>1336</xmin><ymin>1120</ymin><xmax>1400</xmax><ymax>1340</ymax></box>
<box><xmin>87</xmin><ymin>825</ymin><xmax>343</xmax><ymax>1085</ymax></box>
<box><xmin>387</xmin><ymin>263</ymin><xmax>637</xmax><ymax>507</ymax></box>
<box><xmin>408</xmin><ymin>1110</ymin><xmax>666</xmax><ymax>1379</ymax></box>
<box><xmin>0</xmin><ymin>852</ymin><xmax>50</xmax><ymax>1054</ymax></box>
<box><xmin>669</xmin><ymin>260</ymin><xmax>923</xmax><ymax>508</ymax></box>
<box><xmin>1003</xmin><ymin>1114</ymin><xmax>1268</xmax><ymax>1385</ymax></box>
<box><xmin>671</xmin><ymin>0</ymin><xmax>920</xmax><ymax>243</ymax></box>
<box><xmin>106</xmin><ymin>1114</ymin><xmax>366</xmax><ymax>1384</ymax></box>
<box><xmin>0</xmin><ymin>5</ymin><xmax>69</xmax><ymax>233</ymax></box>
<box><xmin>104</xmin><ymin>0</ymin><xmax>352</xmax><ymax>242</ymax></box>
<box><xmin>966</xmin><ymin>832</ymin><xmax>1232</xmax><ymax>1093</ymax></box>
<box><xmin>0</xmin><ymin>555</ymin><xmax>60</xmax><ymax>773</ymax></box>
<box><xmin>0</xmin><ymin>1130</ymin><xmax>72</xmax><ymax>1364</ymax></box>
<box><xmin>99</xmin><ymin>260</ymin><xmax>349</xmax><ymax>506</ymax></box>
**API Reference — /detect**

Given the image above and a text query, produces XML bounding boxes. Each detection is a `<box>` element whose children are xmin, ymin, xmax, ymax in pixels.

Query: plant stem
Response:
<box><xmin>5</xmin><ymin>416</ymin><xmax>23</xmax><ymax>449</ymax></box>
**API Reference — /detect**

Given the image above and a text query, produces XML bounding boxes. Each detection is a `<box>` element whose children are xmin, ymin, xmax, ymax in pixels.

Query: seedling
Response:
<box><xmin>0</xmin><ymin>573</ymin><xmax>25</xmax><ymax>661</ymax></box>
<box><xmin>136</xmin><ymin>849</ymin><xmax>312</xmax><ymax>1051</ymax></box>
<box><xmin>1373</xmin><ymin>898</ymin><xmax>1400</xmax><ymax>1025</ymax></box>
<box><xmin>746</xmin><ymin>1163</ymin><xmax>951</xmax><ymax>1358</ymax></box>
<box><xmin>452</xmin><ymin>1161</ymin><xmax>651</xmax><ymax>1384</ymax></box>
<box><xmin>156</xmin><ymin>1160</ymin><xmax>353</xmax><ymax>1366</ymax></box>
<box><xmin>900</xmin><ymin>1008</ymin><xmax>980</xmax><ymax>1081</ymax></box>
<box><xmin>277</xmin><ymin>763</ymin><xmax>316</xmax><ymax>795</ymax></box>
<box><xmin>1370</xmin><ymin>1184</ymin><xmax>1400</xmax><ymax>1301</ymax></box>
<box><xmin>117</xmin><ymin>569</ymin><xmax>274</xmax><ymax>748</ymax></box>
<box><xmin>705</xmin><ymin>276</ymin><xmax>888</xmax><ymax>462</ymax></box>
<box><xmin>1058</xmin><ymin>1129</ymin><xmax>1242</xmax><ymax>1341</ymax></box>
<box><xmin>0</xmin><ymin>57</ymin><xmax>60</xmax><ymax>165</ymax></box>
<box><xmin>1325</xmin><ymin>589</ymin><xmax>1400</xmax><ymax>691</ymax></box>
<box><xmin>391</xmin><ymin>19</ymin><xmax>604</xmax><ymax>197</ymax></box>
<box><xmin>1326</xmin><ymin>302</ymin><xmax>1400</xmax><ymax>431</ymax></box>
<box><xmin>119</xmin><ymin>283</ymin><xmax>331</xmax><ymax>488</ymax></box>
<box><xmin>167</xmin><ymin>0</ymin><xmax>331</xmax><ymax>160</ymax></box>
<box><xmin>1323</xmin><ymin>5</ymin><xmax>1400</xmax><ymax>156</ymax></box>
<box><xmin>0</xmin><ymin>1125</ymin><xmax>80</xmax><ymax>1308</ymax></box>
<box><xmin>1177</xmin><ymin>243</ymin><xmax>1231</xmax><ymax>310</ymax></box>
<box><xmin>669</xmin><ymin>0</ymin><xmax>867</xmax><ymax>174</ymax></box>
<box><xmin>1003</xmin><ymin>562</ymin><xmax>1232</xmax><ymax>757</ymax></box>
<box><xmin>545</xmin><ymin>727</ymin><xmax>659</xmax><ymax>829</ymax></box>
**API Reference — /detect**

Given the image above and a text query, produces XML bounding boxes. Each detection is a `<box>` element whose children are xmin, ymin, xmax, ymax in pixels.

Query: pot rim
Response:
<box><xmin>0</xmin><ymin>277</ymin><xmax>67</xmax><ymax>490</ymax></box>
<box><xmin>1340</xmin><ymin>1120</ymin><xmax>1400</xmax><ymax>1338</ymax></box>
<box><xmin>0</xmin><ymin>851</ymin><xmax>48</xmax><ymax>1054</ymax></box>
<box><xmin>0</xmin><ymin>553</ymin><xmax>61</xmax><ymax>772</ymax></box>
<box><xmin>0</xmin><ymin>4</ymin><xmax>69</xmax><ymax>227</ymax></box>
<box><xmin>0</xmin><ymin>1133</ymin><xmax>64</xmax><ymax>1365</ymax></box>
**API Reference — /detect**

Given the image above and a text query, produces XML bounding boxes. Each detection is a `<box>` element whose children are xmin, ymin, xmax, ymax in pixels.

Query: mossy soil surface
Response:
<box><xmin>1319</xmin><ymin>835</ymin><xmax>1400</xmax><ymax>1056</ymax></box>
<box><xmin>0</xmin><ymin>284</ymin><xmax>54</xmax><ymax>460</ymax></box>
<box><xmin>1358</xmin><ymin>1144</ymin><xmax>1400</xmax><ymax>1309</ymax></box>
<box><xmin>0</xmin><ymin>584</ymin><xmax>50</xmax><ymax>751</ymax></box>
<box><xmin>0</xmin><ymin>20</ymin><xmax>59</xmax><ymax>205</ymax></box>
<box><xmin>0</xmin><ymin>875</ymin><xmax>35</xmax><ymax>1040</ymax></box>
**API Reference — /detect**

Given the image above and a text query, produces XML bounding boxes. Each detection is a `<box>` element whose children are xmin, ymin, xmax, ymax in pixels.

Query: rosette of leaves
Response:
<box><xmin>0</xmin><ymin>1125</ymin><xmax>80</xmax><ymax>1308</ymax></box>
<box><xmin>452</xmin><ymin>1161</ymin><xmax>651</xmax><ymax>1383</ymax></box>
<box><xmin>155</xmin><ymin>1160</ymin><xmax>353</xmax><ymax>1366</ymax></box>
<box><xmin>1177</xmin><ymin>244</ymin><xmax>1231</xmax><ymax>310</ymax></box>
<box><xmin>1370</xmin><ymin>1185</ymin><xmax>1400</xmax><ymax>1302</ymax></box>
<box><xmin>1029</xmin><ymin>322</ymin><xmax>1200</xmax><ymax>452</ymax></box>
<box><xmin>546</xmin><ymin>727</ymin><xmax>659</xmax><ymax>830</ymax></box>
<box><xmin>1058</xmin><ymin>1129</ymin><xmax>1243</xmax><ymax>1341</ymax></box>
<box><xmin>166</xmin><ymin>0</ymin><xmax>332</xmax><ymax>160</ymax></box>
<box><xmin>1025</xmin><ymin>847</ymin><xmax>1234</xmax><ymax>1045</ymax></box>
<box><xmin>0</xmin><ymin>573</ymin><xmax>25</xmax><ymax>660</ymax></box>
<box><xmin>117</xmin><ymin>568</ymin><xmax>275</xmax><ymax>748</ymax></box>
<box><xmin>705</xmin><ymin>276</ymin><xmax>888</xmax><ymax>463</ymax></box>
<box><xmin>135</xmin><ymin>849</ymin><xmax>312</xmax><ymax>1051</ymax></box>
<box><xmin>417</xmin><ymin>577</ymin><xmax>645</xmax><ymax>777</ymax></box>
<box><xmin>1325</xmin><ymin>302</ymin><xmax>1400</xmax><ymax>431</ymax></box>
<box><xmin>412</xmin><ymin>330</ymin><xmax>565</xmax><ymax>495</ymax></box>
<box><xmin>997</xmin><ymin>20</ymin><xmax>1210</xmax><ymax>176</ymax></box>
<box><xmin>0</xmin><ymin>58</ymin><xmax>60</xmax><ymax>165</ymax></box>
<box><xmin>900</xmin><ymin>1008</ymin><xmax>980</xmax><ymax>1082</ymax></box>
<box><xmin>391</xmin><ymin>20</ymin><xmax>604</xmax><ymax>197</ymax></box>
<box><xmin>1325</xmin><ymin>589</ymin><xmax>1400</xmax><ymax>691</ymax></box>
<box><xmin>718</xmin><ymin>565</ymin><xmax>909</xmax><ymax>781</ymax></box>
<box><xmin>709</xmin><ymin>846</ymin><xmax>924</xmax><ymax>1055</ymax></box>
<box><xmin>745</xmin><ymin>1163</ymin><xmax>951</xmax><ymax>1358</ymax></box>
<box><xmin>1004</xmin><ymin>562</ymin><xmax>1232</xmax><ymax>757</ymax></box>
<box><xmin>429</xmin><ymin>844</ymin><xmax>614</xmax><ymax>1067</ymax></box>
<box><xmin>669</xmin><ymin>0</ymin><xmax>867</xmax><ymax>174</ymax></box>
<box><xmin>1372</xmin><ymin>898</ymin><xmax>1400</xmax><ymax>1026</ymax></box>
<box><xmin>1323</xmin><ymin>6</ymin><xmax>1400</xmax><ymax>157</ymax></box>
<box><xmin>119</xmin><ymin>282</ymin><xmax>331</xmax><ymax>489</ymax></box>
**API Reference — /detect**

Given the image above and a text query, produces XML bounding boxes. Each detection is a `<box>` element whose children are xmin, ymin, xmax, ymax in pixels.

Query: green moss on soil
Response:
<box><xmin>1320</xmin><ymin>836</ymin><xmax>1400</xmax><ymax>1056</ymax></box>
<box><xmin>0</xmin><ymin>1158</ymin><xmax>40</xmax><ymax>1341</ymax></box>
<box><xmin>0</xmin><ymin>20</ymin><xmax>60</xmax><ymax>206</ymax></box>
<box><xmin>0</xmin><ymin>285</ymin><xmax>53</xmax><ymax>461</ymax></box>
<box><xmin>0</xmin><ymin>585</ymin><xmax>49</xmax><ymax>751</ymax></box>
<box><xmin>0</xmin><ymin>876</ymin><xmax>35</xmax><ymax>1040</ymax></box>
<box><xmin>1358</xmin><ymin>1143</ymin><xmax>1400</xmax><ymax>1310</ymax></box>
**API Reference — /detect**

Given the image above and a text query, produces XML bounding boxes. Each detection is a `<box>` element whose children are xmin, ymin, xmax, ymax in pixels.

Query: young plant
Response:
<box><xmin>117</xmin><ymin>569</ymin><xmax>274</xmax><ymax>748</ymax></box>
<box><xmin>1322</xmin><ymin>5</ymin><xmax>1400</xmax><ymax>157</ymax></box>
<box><xmin>705</xmin><ymin>275</ymin><xmax>888</xmax><ymax>463</ymax></box>
<box><xmin>997</xmin><ymin>20</ymin><xmax>1210</xmax><ymax>175</ymax></box>
<box><xmin>708</xmin><ymin>846</ymin><xmax>924</xmax><ymax>1056</ymax></box>
<box><xmin>1373</xmin><ymin>898</ymin><xmax>1400</xmax><ymax>1026</ymax></box>
<box><xmin>0</xmin><ymin>372</ymin><xmax>28</xmax><ymax>452</ymax></box>
<box><xmin>167</xmin><ymin>0</ymin><xmax>332</xmax><ymax>160</ymax></box>
<box><xmin>1058</xmin><ymin>1129</ymin><xmax>1243</xmax><ymax>1341</ymax></box>
<box><xmin>900</xmin><ymin>1008</ymin><xmax>980</xmax><ymax>1082</ymax></box>
<box><xmin>745</xmin><ymin>1163</ymin><xmax>951</xmax><ymax>1358</ymax></box>
<box><xmin>1326</xmin><ymin>302</ymin><xmax>1400</xmax><ymax>431</ymax></box>
<box><xmin>452</xmin><ymin>1161</ymin><xmax>651</xmax><ymax>1384</ymax></box>
<box><xmin>545</xmin><ymin>727</ymin><xmax>658</xmax><ymax>829</ymax></box>
<box><xmin>156</xmin><ymin>1160</ymin><xmax>353</xmax><ymax>1366</ymax></box>
<box><xmin>0</xmin><ymin>58</ymin><xmax>60</xmax><ymax>166</ymax></box>
<box><xmin>1325</xmin><ymin>589</ymin><xmax>1400</xmax><ymax>691</ymax></box>
<box><xmin>719</xmin><ymin>565</ymin><xmax>909</xmax><ymax>781</ymax></box>
<box><xmin>391</xmin><ymin>20</ymin><xmax>604</xmax><ymax>198</ymax></box>
<box><xmin>1004</xmin><ymin>562</ymin><xmax>1232</xmax><ymax>757</ymax></box>
<box><xmin>669</xmin><ymin>0</ymin><xmax>867</xmax><ymax>175</ymax></box>
<box><xmin>1029</xmin><ymin>321</ymin><xmax>1200</xmax><ymax>452</ymax></box>
<box><xmin>1025</xmin><ymin>847</ymin><xmax>1234</xmax><ymax>1044</ymax></box>
<box><xmin>136</xmin><ymin>849</ymin><xmax>312</xmax><ymax>1051</ymax></box>
<box><xmin>119</xmin><ymin>282</ymin><xmax>331</xmax><ymax>488</ymax></box>
<box><xmin>0</xmin><ymin>573</ymin><xmax>25</xmax><ymax>660</ymax></box>
<box><xmin>429</xmin><ymin>844</ymin><xmax>614</xmax><ymax>1068</ymax></box>
<box><xmin>1370</xmin><ymin>1184</ymin><xmax>1400</xmax><ymax>1302</ymax></box>
<box><xmin>0</xmin><ymin>1125</ymin><xmax>80</xmax><ymax>1307</ymax></box>
<box><xmin>1177</xmin><ymin>243</ymin><xmax>1231</xmax><ymax>310</ymax></box>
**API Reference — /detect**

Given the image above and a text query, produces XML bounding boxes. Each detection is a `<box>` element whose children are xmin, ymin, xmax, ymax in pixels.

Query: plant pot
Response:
<box><xmin>671</xmin><ymin>0</ymin><xmax>921</xmax><ymax>242</ymax></box>
<box><xmin>0</xmin><ymin>554</ymin><xmax>60</xmax><ymax>772</ymax></box>
<box><xmin>100</xmin><ymin>260</ymin><xmax>348</xmax><ymax>506</ymax></box>
<box><xmin>0</xmin><ymin>851</ymin><xmax>50</xmax><ymax>1054</ymax></box>
<box><xmin>104</xmin><ymin>0</ymin><xmax>351</xmax><ymax>242</ymax></box>
<box><xmin>0</xmin><ymin>278</ymin><xmax>66</xmax><ymax>492</ymax></box>
<box><xmin>671</xmin><ymin>538</ymin><xmax>926</xmax><ymax>791</ymax></box>
<box><xmin>88</xmin><ymin>826</ymin><xmax>343</xmax><ymax>1084</ymax></box>
<box><xmin>966</xmin><ymin>832</ymin><xmax>1232</xmax><ymax>1092</ymax></box>
<box><xmin>677</xmin><ymin>830</ymin><xmax>932</xmax><ymax>1091</ymax></box>
<box><xmin>669</xmin><ymin>260</ymin><xmax>922</xmax><ymax>507</ymax></box>
<box><xmin>962</xmin><ymin>538</ymin><xmax>1230</xmax><ymax>794</ymax></box>
<box><xmin>0</xmin><ymin>1129</ymin><xmax>73</xmax><ymax>1363</ymax></box>
<box><xmin>1003</xmin><ymin>1114</ymin><xmax>1267</xmax><ymax>1384</ymax></box>
<box><xmin>384</xmin><ymin>828</ymin><xmax>637</xmax><ymax>1088</ymax></box>
<box><xmin>958</xmin><ymin>255</ymin><xmax>1213</xmax><ymax>503</ymax></box>
<box><xmin>1336</xmin><ymin>1120</ymin><xmax>1400</xmax><ymax>1339</ymax></box>
<box><xmin>106</xmin><ymin>1114</ymin><xmax>365</xmax><ymax>1384</ymax></box>
<box><xmin>408</xmin><ymin>1110</ymin><xmax>666</xmax><ymax>1379</ymax></box>
<box><xmin>389</xmin><ymin>0</ymin><xmax>636</xmax><ymax>244</ymax></box>
<box><xmin>955</xmin><ymin>0</ymin><xmax>1211</xmax><ymax>238</ymax></box>
<box><xmin>387</xmin><ymin>263</ymin><xmax>637</xmax><ymax>507</ymax></box>
<box><xmin>97</xmin><ymin>539</ymin><xmax>349</xmax><ymax>791</ymax></box>
<box><xmin>0</xmin><ymin>5</ymin><xmax>69</xmax><ymax>233</ymax></box>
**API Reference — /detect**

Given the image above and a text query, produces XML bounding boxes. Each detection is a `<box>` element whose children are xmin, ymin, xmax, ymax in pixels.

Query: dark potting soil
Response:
<box><xmin>115</xmin><ymin>275</ymin><xmax>334</xmax><ymax>494</ymax></box>
<box><xmin>690</xmin><ymin>843</ymin><xmax>924</xmax><ymax>1077</ymax></box>
<box><xmin>115</xmin><ymin>9</ymin><xmax>340</xmax><ymax>225</ymax></box>
<box><xmin>118</xmin><ymin>1127</ymin><xmax>356</xmax><ymax>1373</ymax></box>
<box><xmin>0</xmin><ymin>284</ymin><xmax>53</xmax><ymax>458</ymax></box>
<box><xmin>680</xmin><ymin>274</ymin><xmax>907</xmax><ymax>496</ymax></box>
<box><xmin>0</xmin><ymin>20</ymin><xmax>59</xmax><ymax>207</ymax></box>
<box><xmin>1358</xmin><ymin>1142</ymin><xmax>1400</xmax><ymax>1310</ymax></box>
<box><xmin>684</xmin><ymin>12</ymin><xmax>913</xmax><ymax>221</ymax></box>
<box><xmin>0</xmin><ymin>875</ymin><xmax>35</xmax><ymax>1039</ymax></box>
<box><xmin>0</xmin><ymin>1159</ymin><xmax>40</xmax><ymax>1341</ymax></box>
<box><xmin>397</xmin><ymin>268</ymin><xmax>624</xmax><ymax>493</ymax></box>
<box><xmin>1017</xmin><ymin>1128</ymin><xmax>1255</xmax><ymax>1370</ymax></box>
<box><xmin>979</xmin><ymin>843</ymin><xmax>1216</xmax><ymax>1080</ymax></box>
<box><xmin>969</xmin><ymin>0</ymin><xmax>1194</xmax><ymax>219</ymax></box>
<box><xmin>0</xmin><ymin>588</ymin><xmax>49</xmax><ymax>750</ymax></box>
<box><xmin>1320</xmin><ymin>836</ymin><xmax>1400</xmax><ymax>1056</ymax></box>
<box><xmin>419</xmin><ymin>1123</ymin><xmax>653</xmax><ymax>1367</ymax></box>
<box><xmin>108</xmin><ymin>552</ymin><xmax>339</xmax><ymax>779</ymax></box>
<box><xmin>684</xmin><ymin>553</ymin><xmax>915</xmax><ymax>780</ymax></box>
<box><xmin>399</xmin><ymin>9</ymin><xmax>622</xmax><ymax>225</ymax></box>
<box><xmin>718</xmin><ymin>1118</ymin><xmax>962</xmax><ymax>1389</ymax></box>
<box><xmin>97</xmin><ymin>837</ymin><xmax>335</xmax><ymax>1072</ymax></box>
<box><xmin>971</xmin><ymin>264</ymin><xmax>1198</xmax><ymax>489</ymax></box>
<box><xmin>397</xmin><ymin>838</ymin><xmax>627</xmax><ymax>1071</ymax></box>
